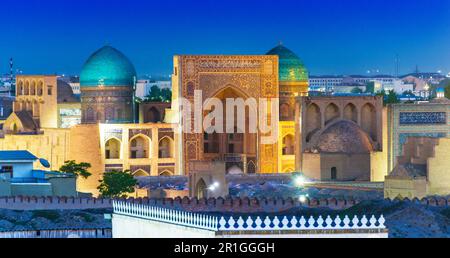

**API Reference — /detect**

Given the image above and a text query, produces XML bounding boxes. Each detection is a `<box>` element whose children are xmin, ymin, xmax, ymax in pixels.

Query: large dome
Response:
<box><xmin>313</xmin><ymin>121</ymin><xmax>374</xmax><ymax>154</ymax></box>
<box><xmin>80</xmin><ymin>46</ymin><xmax>137</xmax><ymax>88</ymax></box>
<box><xmin>266</xmin><ymin>44</ymin><xmax>308</xmax><ymax>82</ymax></box>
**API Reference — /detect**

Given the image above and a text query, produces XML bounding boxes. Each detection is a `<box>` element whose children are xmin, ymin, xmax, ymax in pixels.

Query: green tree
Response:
<box><xmin>59</xmin><ymin>160</ymin><xmax>92</xmax><ymax>179</ymax></box>
<box><xmin>365</xmin><ymin>81</ymin><xmax>375</xmax><ymax>93</ymax></box>
<box><xmin>145</xmin><ymin>85</ymin><xmax>162</xmax><ymax>102</ymax></box>
<box><xmin>351</xmin><ymin>87</ymin><xmax>363</xmax><ymax>94</ymax></box>
<box><xmin>161</xmin><ymin>88</ymin><xmax>172</xmax><ymax>102</ymax></box>
<box><xmin>440</xmin><ymin>79</ymin><xmax>450</xmax><ymax>98</ymax></box>
<box><xmin>386</xmin><ymin>90</ymin><xmax>400</xmax><ymax>104</ymax></box>
<box><xmin>97</xmin><ymin>170</ymin><xmax>138</xmax><ymax>198</ymax></box>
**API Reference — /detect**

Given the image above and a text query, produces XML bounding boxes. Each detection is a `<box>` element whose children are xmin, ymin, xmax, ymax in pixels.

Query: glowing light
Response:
<box><xmin>208</xmin><ymin>182</ymin><xmax>219</xmax><ymax>191</ymax></box>
<box><xmin>299</xmin><ymin>195</ymin><xmax>307</xmax><ymax>203</ymax></box>
<box><xmin>294</xmin><ymin>175</ymin><xmax>307</xmax><ymax>187</ymax></box>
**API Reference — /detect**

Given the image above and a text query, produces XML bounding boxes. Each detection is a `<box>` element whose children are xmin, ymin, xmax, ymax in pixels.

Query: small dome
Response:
<box><xmin>266</xmin><ymin>44</ymin><xmax>308</xmax><ymax>82</ymax></box>
<box><xmin>80</xmin><ymin>46</ymin><xmax>137</xmax><ymax>88</ymax></box>
<box><xmin>313</xmin><ymin>121</ymin><xmax>373</xmax><ymax>154</ymax></box>
<box><xmin>57</xmin><ymin>80</ymin><xmax>79</xmax><ymax>103</ymax></box>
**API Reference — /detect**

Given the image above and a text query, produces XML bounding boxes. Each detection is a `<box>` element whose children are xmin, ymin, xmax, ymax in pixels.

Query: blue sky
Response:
<box><xmin>0</xmin><ymin>0</ymin><xmax>449</xmax><ymax>76</ymax></box>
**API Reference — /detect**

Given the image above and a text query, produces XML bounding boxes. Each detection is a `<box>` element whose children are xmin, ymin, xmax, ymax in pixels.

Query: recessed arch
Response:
<box><xmin>37</xmin><ymin>81</ymin><xmax>44</xmax><ymax>96</ymax></box>
<box><xmin>361</xmin><ymin>103</ymin><xmax>377</xmax><ymax>141</ymax></box>
<box><xmin>24</xmin><ymin>81</ymin><xmax>30</xmax><ymax>95</ymax></box>
<box><xmin>105</xmin><ymin>137</ymin><xmax>121</xmax><ymax>159</ymax></box>
<box><xmin>133</xmin><ymin>169</ymin><xmax>150</xmax><ymax>177</ymax></box>
<box><xmin>17</xmin><ymin>81</ymin><xmax>23</xmax><ymax>96</ymax></box>
<box><xmin>195</xmin><ymin>178</ymin><xmax>207</xmax><ymax>199</ymax></box>
<box><xmin>325</xmin><ymin>103</ymin><xmax>340</xmax><ymax>125</ymax></box>
<box><xmin>282</xmin><ymin>133</ymin><xmax>295</xmax><ymax>155</ymax></box>
<box><xmin>283</xmin><ymin>167</ymin><xmax>295</xmax><ymax>173</ymax></box>
<box><xmin>306</xmin><ymin>103</ymin><xmax>321</xmax><ymax>142</ymax></box>
<box><xmin>159</xmin><ymin>136</ymin><xmax>174</xmax><ymax>158</ymax></box>
<box><xmin>30</xmin><ymin>80</ymin><xmax>36</xmax><ymax>95</ymax></box>
<box><xmin>130</xmin><ymin>134</ymin><xmax>151</xmax><ymax>159</ymax></box>
<box><xmin>247</xmin><ymin>161</ymin><xmax>256</xmax><ymax>174</ymax></box>
<box><xmin>159</xmin><ymin>170</ymin><xmax>173</xmax><ymax>176</ymax></box>
<box><xmin>343</xmin><ymin>103</ymin><xmax>357</xmax><ymax>123</ymax></box>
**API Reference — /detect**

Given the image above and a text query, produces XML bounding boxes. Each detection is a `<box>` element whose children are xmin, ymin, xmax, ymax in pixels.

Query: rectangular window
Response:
<box><xmin>1</xmin><ymin>166</ymin><xmax>13</xmax><ymax>178</ymax></box>
<box><xmin>48</xmin><ymin>86</ymin><xmax>53</xmax><ymax>95</ymax></box>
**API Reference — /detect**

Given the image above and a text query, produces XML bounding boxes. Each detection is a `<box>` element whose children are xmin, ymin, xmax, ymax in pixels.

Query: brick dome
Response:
<box><xmin>313</xmin><ymin>121</ymin><xmax>374</xmax><ymax>154</ymax></box>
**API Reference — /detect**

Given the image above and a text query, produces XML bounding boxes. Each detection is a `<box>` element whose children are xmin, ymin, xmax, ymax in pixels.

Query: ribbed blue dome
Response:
<box><xmin>267</xmin><ymin>44</ymin><xmax>308</xmax><ymax>82</ymax></box>
<box><xmin>80</xmin><ymin>46</ymin><xmax>137</xmax><ymax>88</ymax></box>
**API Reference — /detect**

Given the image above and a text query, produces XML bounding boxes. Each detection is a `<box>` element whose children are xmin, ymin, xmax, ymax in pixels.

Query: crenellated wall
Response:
<box><xmin>0</xmin><ymin>196</ymin><xmax>448</xmax><ymax>211</ymax></box>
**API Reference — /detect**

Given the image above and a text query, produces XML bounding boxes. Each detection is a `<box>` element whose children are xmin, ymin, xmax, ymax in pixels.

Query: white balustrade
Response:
<box><xmin>112</xmin><ymin>201</ymin><xmax>386</xmax><ymax>233</ymax></box>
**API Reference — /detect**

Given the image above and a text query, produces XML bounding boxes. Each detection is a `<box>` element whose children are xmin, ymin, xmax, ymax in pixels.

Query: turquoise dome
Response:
<box><xmin>80</xmin><ymin>46</ymin><xmax>137</xmax><ymax>87</ymax></box>
<box><xmin>266</xmin><ymin>44</ymin><xmax>308</xmax><ymax>82</ymax></box>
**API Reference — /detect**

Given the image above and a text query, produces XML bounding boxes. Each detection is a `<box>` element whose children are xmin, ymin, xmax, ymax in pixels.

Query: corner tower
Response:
<box><xmin>267</xmin><ymin>43</ymin><xmax>309</xmax><ymax>173</ymax></box>
<box><xmin>80</xmin><ymin>46</ymin><xmax>136</xmax><ymax>124</ymax></box>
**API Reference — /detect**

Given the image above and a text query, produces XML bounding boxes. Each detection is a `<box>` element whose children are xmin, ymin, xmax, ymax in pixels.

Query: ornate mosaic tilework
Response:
<box><xmin>399</xmin><ymin>112</ymin><xmax>446</xmax><ymax>125</ymax></box>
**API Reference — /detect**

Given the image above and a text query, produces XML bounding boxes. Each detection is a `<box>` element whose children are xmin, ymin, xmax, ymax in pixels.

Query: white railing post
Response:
<box><xmin>112</xmin><ymin>201</ymin><xmax>386</xmax><ymax>233</ymax></box>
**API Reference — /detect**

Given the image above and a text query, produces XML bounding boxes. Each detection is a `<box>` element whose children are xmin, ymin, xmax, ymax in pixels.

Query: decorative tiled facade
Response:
<box><xmin>399</xmin><ymin>112</ymin><xmax>446</xmax><ymax>125</ymax></box>
<box><xmin>388</xmin><ymin>102</ymin><xmax>450</xmax><ymax>173</ymax></box>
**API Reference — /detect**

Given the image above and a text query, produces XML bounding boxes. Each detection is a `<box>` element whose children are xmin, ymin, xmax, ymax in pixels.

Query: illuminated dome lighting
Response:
<box><xmin>80</xmin><ymin>46</ymin><xmax>137</xmax><ymax>88</ymax></box>
<box><xmin>266</xmin><ymin>43</ymin><xmax>308</xmax><ymax>82</ymax></box>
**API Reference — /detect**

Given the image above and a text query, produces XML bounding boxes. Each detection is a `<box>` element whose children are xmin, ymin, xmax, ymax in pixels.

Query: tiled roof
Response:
<box><xmin>0</xmin><ymin>150</ymin><xmax>38</xmax><ymax>160</ymax></box>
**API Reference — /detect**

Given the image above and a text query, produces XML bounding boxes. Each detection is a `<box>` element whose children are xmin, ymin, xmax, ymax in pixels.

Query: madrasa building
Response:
<box><xmin>0</xmin><ymin>44</ymin><xmax>388</xmax><ymax>195</ymax></box>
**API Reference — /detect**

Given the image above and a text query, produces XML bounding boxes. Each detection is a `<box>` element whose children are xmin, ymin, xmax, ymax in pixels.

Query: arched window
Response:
<box><xmin>247</xmin><ymin>161</ymin><xmax>256</xmax><ymax>174</ymax></box>
<box><xmin>130</xmin><ymin>135</ymin><xmax>150</xmax><ymax>159</ymax></box>
<box><xmin>195</xmin><ymin>179</ymin><xmax>207</xmax><ymax>199</ymax></box>
<box><xmin>30</xmin><ymin>81</ymin><xmax>36</xmax><ymax>95</ymax></box>
<box><xmin>159</xmin><ymin>137</ymin><xmax>174</xmax><ymax>158</ymax></box>
<box><xmin>17</xmin><ymin>81</ymin><xmax>23</xmax><ymax>96</ymax></box>
<box><xmin>37</xmin><ymin>81</ymin><xmax>43</xmax><ymax>96</ymax></box>
<box><xmin>11</xmin><ymin>123</ymin><xmax>18</xmax><ymax>134</ymax></box>
<box><xmin>24</xmin><ymin>81</ymin><xmax>30</xmax><ymax>95</ymax></box>
<box><xmin>282</xmin><ymin>134</ymin><xmax>295</xmax><ymax>155</ymax></box>
<box><xmin>105</xmin><ymin>138</ymin><xmax>121</xmax><ymax>159</ymax></box>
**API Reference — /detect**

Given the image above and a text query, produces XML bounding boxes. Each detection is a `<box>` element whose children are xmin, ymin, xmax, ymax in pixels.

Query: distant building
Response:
<box><xmin>0</xmin><ymin>96</ymin><xmax>14</xmax><ymax>122</ymax></box>
<box><xmin>0</xmin><ymin>150</ymin><xmax>77</xmax><ymax>196</ymax></box>
<box><xmin>135</xmin><ymin>79</ymin><xmax>171</xmax><ymax>99</ymax></box>
<box><xmin>309</xmin><ymin>75</ymin><xmax>412</xmax><ymax>95</ymax></box>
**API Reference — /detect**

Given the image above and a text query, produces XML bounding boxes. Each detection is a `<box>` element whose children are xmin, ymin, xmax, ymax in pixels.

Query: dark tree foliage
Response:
<box><xmin>144</xmin><ymin>86</ymin><xmax>172</xmax><ymax>102</ymax></box>
<box><xmin>97</xmin><ymin>170</ymin><xmax>138</xmax><ymax>198</ymax></box>
<box><xmin>59</xmin><ymin>160</ymin><xmax>92</xmax><ymax>179</ymax></box>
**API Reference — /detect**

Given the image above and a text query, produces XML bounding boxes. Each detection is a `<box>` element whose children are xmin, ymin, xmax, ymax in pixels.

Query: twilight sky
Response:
<box><xmin>0</xmin><ymin>0</ymin><xmax>449</xmax><ymax>77</ymax></box>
